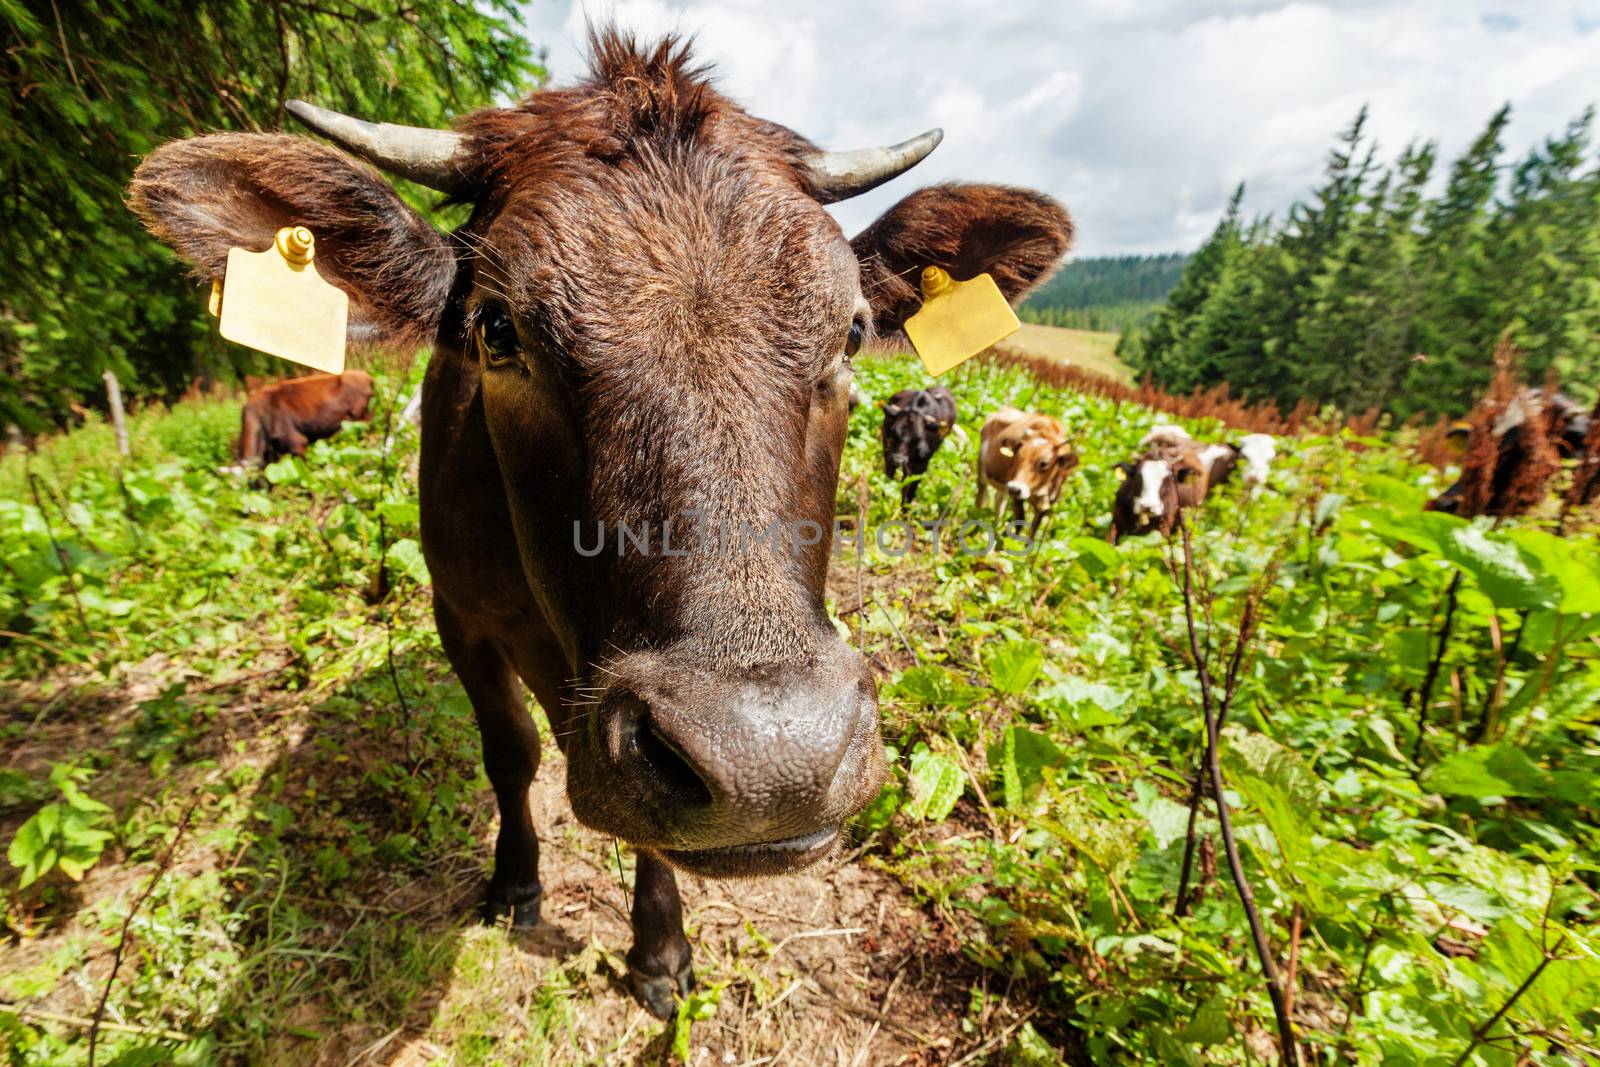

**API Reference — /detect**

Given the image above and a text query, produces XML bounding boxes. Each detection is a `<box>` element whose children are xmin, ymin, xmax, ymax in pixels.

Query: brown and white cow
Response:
<box><xmin>232</xmin><ymin>370</ymin><xmax>374</xmax><ymax>467</ymax></box>
<box><xmin>1108</xmin><ymin>442</ymin><xmax>1209</xmax><ymax>543</ymax></box>
<box><xmin>976</xmin><ymin>407</ymin><xmax>1078</xmax><ymax>536</ymax></box>
<box><xmin>128</xmin><ymin>30</ymin><xmax>1073</xmax><ymax>1017</ymax></box>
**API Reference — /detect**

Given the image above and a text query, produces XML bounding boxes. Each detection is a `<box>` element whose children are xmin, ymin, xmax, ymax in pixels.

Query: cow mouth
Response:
<box><xmin>660</xmin><ymin>826</ymin><xmax>839</xmax><ymax>878</ymax></box>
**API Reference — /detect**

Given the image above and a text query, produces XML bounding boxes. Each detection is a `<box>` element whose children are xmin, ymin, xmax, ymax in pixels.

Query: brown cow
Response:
<box><xmin>976</xmin><ymin>407</ymin><xmax>1078</xmax><ymax>536</ymax></box>
<box><xmin>128</xmin><ymin>30</ymin><xmax>1073</xmax><ymax>1017</ymax></box>
<box><xmin>234</xmin><ymin>370</ymin><xmax>374</xmax><ymax>467</ymax></box>
<box><xmin>1108</xmin><ymin>442</ymin><xmax>1209</xmax><ymax>543</ymax></box>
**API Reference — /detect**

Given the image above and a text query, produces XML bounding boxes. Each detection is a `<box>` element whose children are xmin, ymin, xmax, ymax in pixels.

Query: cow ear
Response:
<box><xmin>884</xmin><ymin>403</ymin><xmax>902</xmax><ymax>416</ymax></box>
<box><xmin>129</xmin><ymin>133</ymin><xmax>456</xmax><ymax>352</ymax></box>
<box><xmin>1113</xmin><ymin>463</ymin><xmax>1131</xmax><ymax>481</ymax></box>
<box><xmin>851</xmin><ymin>184</ymin><xmax>1074</xmax><ymax>335</ymax></box>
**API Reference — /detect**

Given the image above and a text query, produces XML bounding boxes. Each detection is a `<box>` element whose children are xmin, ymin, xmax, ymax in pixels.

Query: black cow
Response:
<box><xmin>881</xmin><ymin>386</ymin><xmax>959</xmax><ymax>508</ymax></box>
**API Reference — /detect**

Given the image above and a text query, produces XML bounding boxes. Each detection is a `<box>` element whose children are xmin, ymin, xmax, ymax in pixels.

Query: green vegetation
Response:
<box><xmin>3</xmin><ymin>351</ymin><xmax>1598</xmax><ymax>1064</ymax></box>
<box><xmin>0</xmin><ymin>1</ymin><xmax>541</xmax><ymax>431</ymax></box>
<box><xmin>1121</xmin><ymin>107</ymin><xmax>1600</xmax><ymax>420</ymax></box>
<box><xmin>1021</xmin><ymin>255</ymin><xmax>1188</xmax><ymax>334</ymax></box>
<box><xmin>991</xmin><ymin>323</ymin><xmax>1132</xmax><ymax>383</ymax></box>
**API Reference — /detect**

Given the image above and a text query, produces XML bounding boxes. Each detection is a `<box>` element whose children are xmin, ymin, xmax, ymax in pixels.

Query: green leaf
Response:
<box><xmin>985</xmin><ymin>639</ymin><xmax>1044</xmax><ymax>695</ymax></box>
<box><xmin>385</xmin><ymin>538</ymin><xmax>431</xmax><ymax>586</ymax></box>
<box><xmin>892</xmin><ymin>666</ymin><xmax>984</xmax><ymax>709</ymax></box>
<box><xmin>992</xmin><ymin>726</ymin><xmax>1063</xmax><ymax>811</ymax></box>
<box><xmin>1426</xmin><ymin>745</ymin><xmax>1554</xmax><ymax>799</ymax></box>
<box><xmin>1504</xmin><ymin>529</ymin><xmax>1600</xmax><ymax>615</ymax></box>
<box><xmin>904</xmin><ymin>749</ymin><xmax>964</xmax><ymax>822</ymax></box>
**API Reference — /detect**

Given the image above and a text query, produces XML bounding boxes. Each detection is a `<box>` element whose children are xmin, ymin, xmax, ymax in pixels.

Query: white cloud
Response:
<box><xmin>516</xmin><ymin>0</ymin><xmax>1600</xmax><ymax>255</ymax></box>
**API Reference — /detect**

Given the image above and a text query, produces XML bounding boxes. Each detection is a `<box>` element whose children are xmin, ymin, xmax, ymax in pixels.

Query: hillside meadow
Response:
<box><xmin>1</xmin><ymin>351</ymin><xmax>1598</xmax><ymax>1065</ymax></box>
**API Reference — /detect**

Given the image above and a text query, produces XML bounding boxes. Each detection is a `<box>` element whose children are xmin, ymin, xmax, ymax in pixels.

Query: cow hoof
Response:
<box><xmin>630</xmin><ymin>963</ymin><xmax>693</xmax><ymax>1020</ymax></box>
<box><xmin>483</xmin><ymin>882</ymin><xmax>543</xmax><ymax>928</ymax></box>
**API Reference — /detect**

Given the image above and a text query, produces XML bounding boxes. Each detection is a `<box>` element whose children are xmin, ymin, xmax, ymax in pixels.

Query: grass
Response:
<box><xmin>2</xmin><ymin>350</ymin><xmax>1598</xmax><ymax>1065</ymax></box>
<box><xmin>989</xmin><ymin>323</ymin><xmax>1130</xmax><ymax>383</ymax></box>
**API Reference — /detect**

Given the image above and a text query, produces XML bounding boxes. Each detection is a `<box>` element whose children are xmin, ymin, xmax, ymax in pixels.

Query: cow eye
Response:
<box><xmin>845</xmin><ymin>320</ymin><xmax>864</xmax><ymax>358</ymax></box>
<box><xmin>477</xmin><ymin>306</ymin><xmax>519</xmax><ymax>363</ymax></box>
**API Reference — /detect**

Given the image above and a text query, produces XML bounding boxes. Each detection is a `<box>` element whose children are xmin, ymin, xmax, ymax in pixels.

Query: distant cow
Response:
<box><xmin>1197</xmin><ymin>433</ymin><xmax>1277</xmax><ymax>494</ymax></box>
<box><xmin>1109</xmin><ymin>442</ymin><xmax>1209</xmax><ymax>543</ymax></box>
<box><xmin>882</xmin><ymin>386</ymin><xmax>959</xmax><ymax>508</ymax></box>
<box><xmin>976</xmin><ymin>407</ymin><xmax>1078</xmax><ymax>536</ymax></box>
<box><xmin>235</xmin><ymin>370</ymin><xmax>374</xmax><ymax>467</ymax></box>
<box><xmin>1430</xmin><ymin>387</ymin><xmax>1590</xmax><ymax>516</ymax></box>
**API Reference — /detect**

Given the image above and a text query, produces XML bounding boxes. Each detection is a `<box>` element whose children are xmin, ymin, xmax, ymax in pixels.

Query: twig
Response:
<box><xmin>871</xmin><ymin>594</ymin><xmax>920</xmax><ymax>666</ymax></box>
<box><xmin>1412</xmin><ymin>571</ymin><xmax>1462</xmax><ymax>762</ymax></box>
<box><xmin>88</xmin><ymin>796</ymin><xmax>201</xmax><ymax>1066</ymax></box>
<box><xmin>25</xmin><ymin>465</ymin><xmax>91</xmax><ymax>641</ymax></box>
<box><xmin>1176</xmin><ymin>521</ymin><xmax>1298</xmax><ymax>1066</ymax></box>
<box><xmin>1284</xmin><ymin>903</ymin><xmax>1303</xmax><ymax>1018</ymax></box>
<box><xmin>1449</xmin><ymin>935</ymin><xmax>1569</xmax><ymax>1067</ymax></box>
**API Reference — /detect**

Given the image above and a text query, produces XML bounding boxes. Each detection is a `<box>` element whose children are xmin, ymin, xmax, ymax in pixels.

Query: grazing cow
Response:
<box><xmin>881</xmin><ymin>386</ymin><xmax>959</xmax><ymax>508</ymax></box>
<box><xmin>1197</xmin><ymin>433</ymin><xmax>1277</xmax><ymax>494</ymax></box>
<box><xmin>1108</xmin><ymin>443</ymin><xmax>1209</xmax><ymax>543</ymax></box>
<box><xmin>234</xmin><ymin>370</ymin><xmax>373</xmax><ymax>467</ymax></box>
<box><xmin>976</xmin><ymin>407</ymin><xmax>1078</xmax><ymax>536</ymax></box>
<box><xmin>129</xmin><ymin>29</ymin><xmax>1073</xmax><ymax>1017</ymax></box>
<box><xmin>1430</xmin><ymin>387</ymin><xmax>1590</xmax><ymax>516</ymax></box>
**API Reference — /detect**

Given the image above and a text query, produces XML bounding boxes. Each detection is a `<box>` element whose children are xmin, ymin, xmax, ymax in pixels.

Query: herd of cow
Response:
<box><xmin>232</xmin><ymin>370</ymin><xmax>1281</xmax><ymax>545</ymax></box>
<box><xmin>122</xmin><ymin>27</ymin><xmax>1600</xmax><ymax>1025</ymax></box>
<box><xmin>234</xmin><ymin>373</ymin><xmax>1598</xmax><ymax>542</ymax></box>
<box><xmin>876</xmin><ymin>384</ymin><xmax>1278</xmax><ymax>541</ymax></box>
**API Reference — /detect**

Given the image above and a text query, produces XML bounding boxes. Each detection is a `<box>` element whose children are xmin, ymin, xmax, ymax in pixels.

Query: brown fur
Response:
<box><xmin>235</xmin><ymin>370</ymin><xmax>374</xmax><ymax>466</ymax></box>
<box><xmin>1108</xmin><ymin>442</ymin><xmax>1209</xmax><ymax>543</ymax></box>
<box><xmin>1427</xmin><ymin>343</ymin><xmax>1569</xmax><ymax>517</ymax></box>
<box><xmin>125</xmin><ymin>26</ymin><xmax>1074</xmax><ymax>1017</ymax></box>
<box><xmin>975</xmin><ymin>408</ymin><xmax>1078</xmax><ymax>536</ymax></box>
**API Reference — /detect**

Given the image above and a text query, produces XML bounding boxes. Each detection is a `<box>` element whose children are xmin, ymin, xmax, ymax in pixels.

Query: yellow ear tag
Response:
<box><xmin>1446</xmin><ymin>422</ymin><xmax>1472</xmax><ymax>457</ymax></box>
<box><xmin>214</xmin><ymin>226</ymin><xmax>348</xmax><ymax>374</ymax></box>
<box><xmin>904</xmin><ymin>266</ymin><xmax>1020</xmax><ymax>377</ymax></box>
<box><xmin>998</xmin><ymin>445</ymin><xmax>1016</xmax><ymax>458</ymax></box>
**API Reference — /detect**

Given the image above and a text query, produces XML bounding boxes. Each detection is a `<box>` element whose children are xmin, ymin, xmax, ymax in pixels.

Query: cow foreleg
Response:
<box><xmin>628</xmin><ymin>851</ymin><xmax>693</xmax><ymax>1019</ymax></box>
<box><xmin>437</xmin><ymin>603</ymin><xmax>543</xmax><ymax>927</ymax></box>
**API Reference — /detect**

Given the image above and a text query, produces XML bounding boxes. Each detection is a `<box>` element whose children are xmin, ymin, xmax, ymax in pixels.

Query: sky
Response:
<box><xmin>513</xmin><ymin>1</ymin><xmax>1600</xmax><ymax>258</ymax></box>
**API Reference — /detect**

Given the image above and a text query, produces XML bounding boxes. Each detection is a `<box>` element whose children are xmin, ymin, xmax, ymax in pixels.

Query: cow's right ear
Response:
<box><xmin>128</xmin><ymin>134</ymin><xmax>456</xmax><ymax>352</ymax></box>
<box><xmin>851</xmin><ymin>183</ymin><xmax>1074</xmax><ymax>336</ymax></box>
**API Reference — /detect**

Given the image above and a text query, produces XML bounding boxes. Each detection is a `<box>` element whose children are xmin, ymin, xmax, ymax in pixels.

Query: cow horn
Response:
<box><xmin>286</xmin><ymin>100</ymin><xmax>471</xmax><ymax>193</ymax></box>
<box><xmin>803</xmin><ymin>129</ymin><xmax>944</xmax><ymax>203</ymax></box>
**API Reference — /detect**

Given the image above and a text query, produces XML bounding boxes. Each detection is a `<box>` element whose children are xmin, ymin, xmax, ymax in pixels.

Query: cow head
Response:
<box><xmin>1113</xmin><ymin>445</ymin><xmax>1207</xmax><ymax>539</ymax></box>
<box><xmin>881</xmin><ymin>387</ymin><xmax>955</xmax><ymax>482</ymax></box>
<box><xmin>128</xmin><ymin>31</ymin><xmax>1073</xmax><ymax>876</ymax></box>
<box><xmin>1002</xmin><ymin>418</ymin><xmax>1077</xmax><ymax>507</ymax></box>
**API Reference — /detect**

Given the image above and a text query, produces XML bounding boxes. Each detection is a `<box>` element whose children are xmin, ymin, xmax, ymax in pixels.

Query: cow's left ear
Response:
<box><xmin>851</xmin><ymin>183</ymin><xmax>1074</xmax><ymax>335</ymax></box>
<box><xmin>129</xmin><ymin>133</ymin><xmax>456</xmax><ymax>352</ymax></box>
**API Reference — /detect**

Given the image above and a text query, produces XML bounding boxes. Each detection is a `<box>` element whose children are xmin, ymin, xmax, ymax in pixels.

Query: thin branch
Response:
<box><xmin>1449</xmin><ymin>935</ymin><xmax>1568</xmax><ymax>1067</ymax></box>
<box><xmin>1412</xmin><ymin>570</ymin><xmax>1462</xmax><ymax>763</ymax></box>
<box><xmin>1178</xmin><ymin>520</ymin><xmax>1298</xmax><ymax>1066</ymax></box>
<box><xmin>88</xmin><ymin>797</ymin><xmax>200</xmax><ymax>1067</ymax></box>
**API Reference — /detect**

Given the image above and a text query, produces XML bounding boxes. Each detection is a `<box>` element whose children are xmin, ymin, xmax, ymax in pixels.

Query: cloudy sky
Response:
<box><xmin>516</xmin><ymin>1</ymin><xmax>1600</xmax><ymax>257</ymax></box>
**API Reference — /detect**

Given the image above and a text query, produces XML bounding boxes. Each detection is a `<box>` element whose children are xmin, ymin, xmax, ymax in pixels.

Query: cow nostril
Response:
<box><xmin>635</xmin><ymin>711</ymin><xmax>713</xmax><ymax>808</ymax></box>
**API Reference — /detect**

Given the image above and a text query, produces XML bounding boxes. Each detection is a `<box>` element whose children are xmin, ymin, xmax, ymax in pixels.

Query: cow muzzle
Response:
<box><xmin>570</xmin><ymin>641</ymin><xmax>884</xmax><ymax>877</ymax></box>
